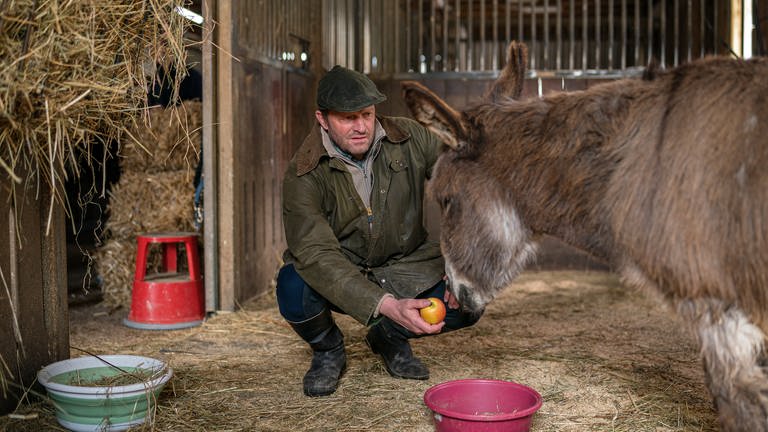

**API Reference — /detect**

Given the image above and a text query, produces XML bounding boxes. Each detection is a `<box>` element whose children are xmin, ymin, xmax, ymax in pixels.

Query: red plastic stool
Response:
<box><xmin>124</xmin><ymin>232</ymin><xmax>205</xmax><ymax>330</ymax></box>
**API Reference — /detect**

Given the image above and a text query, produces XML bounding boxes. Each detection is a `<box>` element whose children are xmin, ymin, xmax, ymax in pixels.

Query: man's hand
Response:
<box><xmin>378</xmin><ymin>296</ymin><xmax>445</xmax><ymax>335</ymax></box>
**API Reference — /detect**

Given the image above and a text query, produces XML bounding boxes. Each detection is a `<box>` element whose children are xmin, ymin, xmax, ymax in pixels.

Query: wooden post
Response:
<box><xmin>202</xmin><ymin>0</ymin><xmax>219</xmax><ymax>312</ymax></box>
<box><xmin>0</xmin><ymin>176</ymin><xmax>69</xmax><ymax>414</ymax></box>
<box><xmin>215</xmin><ymin>0</ymin><xmax>236</xmax><ymax>311</ymax></box>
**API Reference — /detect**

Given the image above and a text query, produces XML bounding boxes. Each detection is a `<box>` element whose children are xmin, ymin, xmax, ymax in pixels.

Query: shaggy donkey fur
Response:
<box><xmin>402</xmin><ymin>41</ymin><xmax>768</xmax><ymax>431</ymax></box>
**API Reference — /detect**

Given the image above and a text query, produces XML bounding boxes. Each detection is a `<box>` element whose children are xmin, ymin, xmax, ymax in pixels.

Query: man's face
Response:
<box><xmin>315</xmin><ymin>106</ymin><xmax>376</xmax><ymax>160</ymax></box>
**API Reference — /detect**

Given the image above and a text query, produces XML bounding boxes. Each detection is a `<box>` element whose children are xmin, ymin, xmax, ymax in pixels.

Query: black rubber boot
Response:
<box><xmin>289</xmin><ymin>310</ymin><xmax>346</xmax><ymax>397</ymax></box>
<box><xmin>365</xmin><ymin>318</ymin><xmax>429</xmax><ymax>380</ymax></box>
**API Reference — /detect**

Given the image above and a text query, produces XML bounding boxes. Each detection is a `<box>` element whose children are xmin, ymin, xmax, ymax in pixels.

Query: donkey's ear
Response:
<box><xmin>485</xmin><ymin>41</ymin><xmax>528</xmax><ymax>102</ymax></box>
<box><xmin>401</xmin><ymin>80</ymin><xmax>470</xmax><ymax>151</ymax></box>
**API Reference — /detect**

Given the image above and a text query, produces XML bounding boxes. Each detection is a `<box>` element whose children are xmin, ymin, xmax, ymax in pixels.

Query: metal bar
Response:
<box><xmin>443</xmin><ymin>0</ymin><xmax>449</xmax><ymax>71</ymax></box>
<box><xmin>621</xmin><ymin>0</ymin><xmax>627</xmax><ymax>69</ymax></box>
<box><xmin>569</xmin><ymin>0</ymin><xmax>574</xmax><ymax>70</ymax></box>
<box><xmin>492</xmin><ymin>0</ymin><xmax>499</xmax><ymax>71</ymax></box>
<box><xmin>713</xmin><ymin>0</ymin><xmax>718</xmax><ymax>55</ymax></box>
<box><xmin>368</xmin><ymin>0</ymin><xmax>373</xmax><ymax>70</ymax></box>
<box><xmin>699</xmin><ymin>0</ymin><xmax>707</xmax><ymax>57</ymax></box>
<box><xmin>661</xmin><ymin>0</ymin><xmax>666</xmax><ymax>66</ymax></box>
<box><xmin>595</xmin><ymin>0</ymin><xmax>601</xmax><ymax>69</ymax></box>
<box><xmin>336</xmin><ymin>0</ymin><xmax>343</xmax><ymax>65</ymax></box>
<box><xmin>406</xmin><ymin>0</ymin><xmax>412</xmax><ymax>71</ymax></box>
<box><xmin>530</xmin><ymin>0</ymin><xmax>537</xmax><ymax>69</ymax></box>
<box><xmin>266</xmin><ymin>1</ymin><xmax>272</xmax><ymax>59</ymax></box>
<box><xmin>394</xmin><ymin>0</ymin><xmax>400</xmax><ymax>74</ymax></box>
<box><xmin>431</xmin><ymin>0</ymin><xmax>436</xmax><ymax>71</ymax></box>
<box><xmin>648</xmin><ymin>0</ymin><xmax>653</xmax><ymax>64</ymax></box>
<box><xmin>418</xmin><ymin>0</ymin><xmax>424</xmax><ymax>71</ymax></box>
<box><xmin>378</xmin><ymin>0</ymin><xmax>384</xmax><ymax>73</ymax></box>
<box><xmin>608</xmin><ymin>0</ymin><xmax>614</xmax><ymax>70</ymax></box>
<box><xmin>330</xmin><ymin>0</ymin><xmax>336</xmax><ymax>67</ymax></box>
<box><xmin>544</xmin><ymin>0</ymin><xmax>549</xmax><ymax>69</ymax></box>
<box><xmin>468</xmin><ymin>0</ymin><xmax>474</xmax><ymax>71</ymax></box>
<box><xmin>582</xmin><ymin>0</ymin><xmax>588</xmax><ymax>69</ymax></box>
<box><xmin>480</xmin><ymin>0</ymin><xmax>486</xmax><ymax>70</ymax></box>
<box><xmin>358</xmin><ymin>0</ymin><xmax>362</xmax><ymax>69</ymax></box>
<box><xmin>277</xmin><ymin>0</ymin><xmax>282</xmax><ymax>60</ymax></box>
<box><xmin>687</xmin><ymin>0</ymin><xmax>693</xmax><ymax>61</ymax></box>
<box><xmin>674</xmin><ymin>0</ymin><xmax>680</xmax><ymax>65</ymax></box>
<box><xmin>505</xmin><ymin>0</ymin><xmax>511</xmax><ymax>46</ymax></box>
<box><xmin>349</xmin><ymin>0</ymin><xmax>355</xmax><ymax>67</ymax></box>
<box><xmin>455</xmin><ymin>0</ymin><xmax>461</xmax><ymax>71</ymax></box>
<box><xmin>635</xmin><ymin>0</ymin><xmax>640</xmax><ymax>65</ymax></box>
<box><xmin>556</xmin><ymin>0</ymin><xmax>562</xmax><ymax>71</ymax></box>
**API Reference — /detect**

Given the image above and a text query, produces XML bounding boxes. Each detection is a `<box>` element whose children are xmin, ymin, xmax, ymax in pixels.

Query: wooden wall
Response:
<box><xmin>0</xmin><ymin>177</ymin><xmax>69</xmax><ymax>414</ymax></box>
<box><xmin>206</xmin><ymin>1</ymin><xmax>322</xmax><ymax>310</ymax></box>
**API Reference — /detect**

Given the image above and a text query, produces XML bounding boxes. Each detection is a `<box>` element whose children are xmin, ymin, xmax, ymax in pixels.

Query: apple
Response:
<box><xmin>419</xmin><ymin>297</ymin><xmax>447</xmax><ymax>324</ymax></box>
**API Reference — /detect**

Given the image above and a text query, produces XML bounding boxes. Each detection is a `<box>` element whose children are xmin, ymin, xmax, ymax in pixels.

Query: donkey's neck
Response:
<box><xmin>478</xmin><ymin>85</ymin><xmax>636</xmax><ymax>261</ymax></box>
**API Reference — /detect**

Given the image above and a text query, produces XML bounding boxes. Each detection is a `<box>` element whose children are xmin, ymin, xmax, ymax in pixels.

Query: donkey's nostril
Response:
<box><xmin>456</xmin><ymin>284</ymin><xmax>480</xmax><ymax>315</ymax></box>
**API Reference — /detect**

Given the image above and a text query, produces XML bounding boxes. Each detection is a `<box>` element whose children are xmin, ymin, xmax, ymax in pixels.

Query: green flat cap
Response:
<box><xmin>317</xmin><ymin>65</ymin><xmax>386</xmax><ymax>112</ymax></box>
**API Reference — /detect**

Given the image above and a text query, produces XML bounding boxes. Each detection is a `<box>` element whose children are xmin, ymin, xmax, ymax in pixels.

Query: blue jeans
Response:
<box><xmin>275</xmin><ymin>264</ymin><xmax>481</xmax><ymax>331</ymax></box>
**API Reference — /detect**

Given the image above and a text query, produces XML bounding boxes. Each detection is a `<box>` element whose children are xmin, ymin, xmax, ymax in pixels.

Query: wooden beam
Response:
<box><xmin>216</xmin><ymin>0</ymin><xmax>235</xmax><ymax>311</ymax></box>
<box><xmin>202</xmin><ymin>0</ymin><xmax>219</xmax><ymax>311</ymax></box>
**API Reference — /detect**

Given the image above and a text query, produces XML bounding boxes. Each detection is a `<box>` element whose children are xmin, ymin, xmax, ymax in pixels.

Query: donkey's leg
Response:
<box><xmin>680</xmin><ymin>299</ymin><xmax>768</xmax><ymax>432</ymax></box>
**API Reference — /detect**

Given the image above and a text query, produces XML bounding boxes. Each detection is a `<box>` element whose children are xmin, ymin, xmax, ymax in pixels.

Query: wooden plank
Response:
<box><xmin>201</xmin><ymin>0</ymin><xmax>219</xmax><ymax>312</ymax></box>
<box><xmin>0</xmin><ymin>177</ymin><xmax>68</xmax><ymax>414</ymax></box>
<box><xmin>0</xmin><ymin>181</ymin><xmax>19</xmax><ymax>415</ymax></box>
<box><xmin>216</xmin><ymin>0</ymin><xmax>236</xmax><ymax>311</ymax></box>
<box><xmin>39</xmin><ymin>186</ymin><xmax>69</xmax><ymax>365</ymax></box>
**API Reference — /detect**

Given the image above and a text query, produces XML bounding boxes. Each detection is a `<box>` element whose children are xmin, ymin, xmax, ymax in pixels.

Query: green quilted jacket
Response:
<box><xmin>281</xmin><ymin>116</ymin><xmax>445</xmax><ymax>325</ymax></box>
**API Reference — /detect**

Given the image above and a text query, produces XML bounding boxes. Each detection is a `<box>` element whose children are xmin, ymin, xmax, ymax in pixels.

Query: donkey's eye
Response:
<box><xmin>441</xmin><ymin>197</ymin><xmax>451</xmax><ymax>211</ymax></box>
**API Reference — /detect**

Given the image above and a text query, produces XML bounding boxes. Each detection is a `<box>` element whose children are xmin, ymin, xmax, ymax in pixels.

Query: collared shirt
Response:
<box><xmin>320</xmin><ymin>120</ymin><xmax>386</xmax><ymax>209</ymax></box>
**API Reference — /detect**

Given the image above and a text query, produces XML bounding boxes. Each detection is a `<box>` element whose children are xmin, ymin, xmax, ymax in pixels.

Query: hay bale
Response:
<box><xmin>0</xmin><ymin>0</ymin><xmax>187</xmax><ymax>208</ymax></box>
<box><xmin>95</xmin><ymin>169</ymin><xmax>197</xmax><ymax>308</ymax></box>
<box><xmin>105</xmin><ymin>170</ymin><xmax>197</xmax><ymax>240</ymax></box>
<box><xmin>91</xmin><ymin>238</ymin><xmax>136</xmax><ymax>309</ymax></box>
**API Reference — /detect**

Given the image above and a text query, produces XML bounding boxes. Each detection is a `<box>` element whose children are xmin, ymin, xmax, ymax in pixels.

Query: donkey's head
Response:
<box><xmin>402</xmin><ymin>41</ymin><xmax>536</xmax><ymax>315</ymax></box>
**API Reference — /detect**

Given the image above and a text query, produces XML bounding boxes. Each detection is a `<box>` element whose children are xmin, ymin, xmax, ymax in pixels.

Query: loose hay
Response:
<box><xmin>0</xmin><ymin>270</ymin><xmax>719</xmax><ymax>431</ymax></box>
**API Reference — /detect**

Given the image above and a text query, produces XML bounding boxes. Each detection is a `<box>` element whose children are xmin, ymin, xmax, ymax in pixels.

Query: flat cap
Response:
<box><xmin>317</xmin><ymin>65</ymin><xmax>386</xmax><ymax>112</ymax></box>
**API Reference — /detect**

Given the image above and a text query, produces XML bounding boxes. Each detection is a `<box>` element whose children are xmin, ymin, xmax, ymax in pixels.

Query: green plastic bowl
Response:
<box><xmin>37</xmin><ymin>355</ymin><xmax>173</xmax><ymax>432</ymax></box>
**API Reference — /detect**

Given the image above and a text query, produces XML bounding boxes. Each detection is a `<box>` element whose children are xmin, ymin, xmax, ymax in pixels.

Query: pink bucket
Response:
<box><xmin>423</xmin><ymin>379</ymin><xmax>543</xmax><ymax>432</ymax></box>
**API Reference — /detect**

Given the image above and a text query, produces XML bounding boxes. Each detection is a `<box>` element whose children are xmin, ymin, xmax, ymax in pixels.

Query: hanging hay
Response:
<box><xmin>0</xmin><ymin>0</ymin><xmax>188</xmax><ymax>216</ymax></box>
<box><xmin>121</xmin><ymin>100</ymin><xmax>203</xmax><ymax>174</ymax></box>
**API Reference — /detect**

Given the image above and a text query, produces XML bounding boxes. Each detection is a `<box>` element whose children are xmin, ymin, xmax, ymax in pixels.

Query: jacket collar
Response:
<box><xmin>295</xmin><ymin>116</ymin><xmax>410</xmax><ymax>176</ymax></box>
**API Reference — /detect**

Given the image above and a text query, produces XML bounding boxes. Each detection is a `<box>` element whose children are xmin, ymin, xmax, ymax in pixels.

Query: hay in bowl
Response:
<box><xmin>37</xmin><ymin>355</ymin><xmax>173</xmax><ymax>432</ymax></box>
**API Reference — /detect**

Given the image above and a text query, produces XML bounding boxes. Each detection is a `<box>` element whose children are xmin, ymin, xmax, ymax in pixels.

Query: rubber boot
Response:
<box><xmin>289</xmin><ymin>310</ymin><xmax>346</xmax><ymax>397</ymax></box>
<box><xmin>365</xmin><ymin>318</ymin><xmax>429</xmax><ymax>380</ymax></box>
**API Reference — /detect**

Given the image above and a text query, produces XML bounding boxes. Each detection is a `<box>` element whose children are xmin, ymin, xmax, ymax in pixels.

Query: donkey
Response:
<box><xmin>402</xmin><ymin>41</ymin><xmax>768</xmax><ymax>431</ymax></box>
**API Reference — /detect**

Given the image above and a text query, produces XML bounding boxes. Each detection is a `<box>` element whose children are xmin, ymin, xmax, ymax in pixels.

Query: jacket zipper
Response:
<box><xmin>366</xmin><ymin>206</ymin><xmax>373</xmax><ymax>235</ymax></box>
